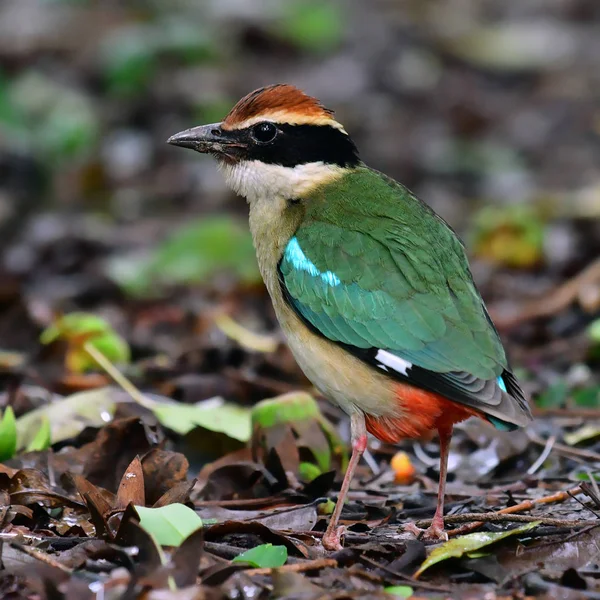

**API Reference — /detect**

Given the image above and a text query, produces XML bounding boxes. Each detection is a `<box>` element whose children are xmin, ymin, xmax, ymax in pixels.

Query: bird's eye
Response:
<box><xmin>251</xmin><ymin>122</ymin><xmax>278</xmax><ymax>144</ymax></box>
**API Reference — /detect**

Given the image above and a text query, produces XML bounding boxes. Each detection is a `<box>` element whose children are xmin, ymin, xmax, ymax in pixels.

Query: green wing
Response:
<box><xmin>279</xmin><ymin>167</ymin><xmax>531</xmax><ymax>427</ymax></box>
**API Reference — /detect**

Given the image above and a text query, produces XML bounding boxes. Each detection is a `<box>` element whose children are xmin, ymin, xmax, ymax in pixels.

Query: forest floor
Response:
<box><xmin>0</xmin><ymin>1</ymin><xmax>599</xmax><ymax>598</ymax></box>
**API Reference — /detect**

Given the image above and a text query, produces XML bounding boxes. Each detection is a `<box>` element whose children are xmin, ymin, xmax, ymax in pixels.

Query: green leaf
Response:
<box><xmin>589</xmin><ymin>319</ymin><xmax>600</xmax><ymax>344</ymax></box>
<box><xmin>152</xmin><ymin>400</ymin><xmax>251</xmax><ymax>441</ymax></box>
<box><xmin>40</xmin><ymin>313</ymin><xmax>111</xmax><ymax>344</ymax></box>
<box><xmin>101</xmin><ymin>25</ymin><xmax>158</xmax><ymax>97</ymax></box>
<box><xmin>16</xmin><ymin>387</ymin><xmax>116</xmax><ymax>450</ymax></box>
<box><xmin>16</xmin><ymin>386</ymin><xmax>251</xmax><ymax>447</ymax></box>
<box><xmin>471</xmin><ymin>204</ymin><xmax>544</xmax><ymax>268</ymax></box>
<box><xmin>39</xmin><ymin>99</ymin><xmax>98</xmax><ymax>161</ymax></box>
<box><xmin>156</xmin><ymin>18</ymin><xmax>217</xmax><ymax>64</ymax></box>
<box><xmin>317</xmin><ymin>499</ymin><xmax>335</xmax><ymax>516</ymax></box>
<box><xmin>8</xmin><ymin>71</ymin><xmax>98</xmax><ymax>162</ymax></box>
<box><xmin>135</xmin><ymin>504</ymin><xmax>202</xmax><ymax>547</ymax></box>
<box><xmin>0</xmin><ymin>71</ymin><xmax>26</xmax><ymax>133</ymax></box>
<box><xmin>251</xmin><ymin>393</ymin><xmax>321</xmax><ymax>429</ymax></box>
<box><xmin>26</xmin><ymin>416</ymin><xmax>51</xmax><ymax>452</ymax></box>
<box><xmin>298</xmin><ymin>461</ymin><xmax>322</xmax><ymax>481</ymax></box>
<box><xmin>384</xmin><ymin>586</ymin><xmax>414</xmax><ymax>598</ymax></box>
<box><xmin>572</xmin><ymin>386</ymin><xmax>600</xmax><ymax>408</ymax></box>
<box><xmin>415</xmin><ymin>521</ymin><xmax>540</xmax><ymax>577</ymax></box>
<box><xmin>536</xmin><ymin>381</ymin><xmax>568</xmax><ymax>409</ymax></box>
<box><xmin>279</xmin><ymin>1</ymin><xmax>343</xmax><ymax>53</ymax></box>
<box><xmin>40</xmin><ymin>312</ymin><xmax>130</xmax><ymax>373</ymax></box>
<box><xmin>564</xmin><ymin>423</ymin><xmax>600</xmax><ymax>446</ymax></box>
<box><xmin>251</xmin><ymin>392</ymin><xmax>347</xmax><ymax>473</ymax></box>
<box><xmin>107</xmin><ymin>216</ymin><xmax>260</xmax><ymax>296</ymax></box>
<box><xmin>232</xmin><ymin>544</ymin><xmax>287</xmax><ymax>568</ymax></box>
<box><xmin>0</xmin><ymin>406</ymin><xmax>17</xmax><ymax>461</ymax></box>
<box><xmin>465</xmin><ymin>550</ymin><xmax>490</xmax><ymax>559</ymax></box>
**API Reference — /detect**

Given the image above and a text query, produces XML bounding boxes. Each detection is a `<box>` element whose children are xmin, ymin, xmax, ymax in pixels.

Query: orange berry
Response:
<box><xmin>391</xmin><ymin>451</ymin><xmax>416</xmax><ymax>484</ymax></box>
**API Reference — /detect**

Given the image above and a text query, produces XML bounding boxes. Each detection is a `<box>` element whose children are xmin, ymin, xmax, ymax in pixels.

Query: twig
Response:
<box><xmin>359</xmin><ymin>555</ymin><xmax>452</xmax><ymax>594</ymax></box>
<box><xmin>223</xmin><ymin>367</ymin><xmax>300</xmax><ymax>395</ymax></box>
<box><xmin>83</xmin><ymin>342</ymin><xmax>154</xmax><ymax>410</ymax></box>
<box><xmin>533</xmin><ymin>408</ymin><xmax>600</xmax><ymax>419</ymax></box>
<box><xmin>194</xmin><ymin>495</ymin><xmax>291</xmax><ymax>509</ymax></box>
<box><xmin>445</xmin><ymin>485</ymin><xmax>583</xmax><ymax>536</ymax></box>
<box><xmin>581</xmin><ymin>481</ymin><xmax>600</xmax><ymax>509</ymax></box>
<box><xmin>584</xmin><ymin>473</ymin><xmax>600</xmax><ymax>504</ymax></box>
<box><xmin>416</xmin><ymin>513</ymin><xmax>595</xmax><ymax>528</ymax></box>
<box><xmin>214</xmin><ymin>313</ymin><xmax>278</xmax><ymax>353</ymax></box>
<box><xmin>412</xmin><ymin>442</ymin><xmax>438</xmax><ymax>467</ymax></box>
<box><xmin>362</xmin><ymin>449</ymin><xmax>380</xmax><ymax>476</ymax></box>
<box><xmin>0</xmin><ymin>532</ymin><xmax>46</xmax><ymax>544</ymax></box>
<box><xmin>531</xmin><ymin>522</ymin><xmax>600</xmax><ymax>549</ymax></box>
<box><xmin>491</xmin><ymin>257</ymin><xmax>600</xmax><ymax>330</ymax></box>
<box><xmin>527</xmin><ymin>435</ymin><xmax>555</xmax><ymax>475</ymax></box>
<box><xmin>10</xmin><ymin>543</ymin><xmax>73</xmax><ymax>574</ymax></box>
<box><xmin>203</xmin><ymin>541</ymin><xmax>248</xmax><ymax>560</ymax></box>
<box><xmin>528</xmin><ymin>432</ymin><xmax>600</xmax><ymax>464</ymax></box>
<box><xmin>567</xmin><ymin>490</ymin><xmax>600</xmax><ymax>520</ymax></box>
<box><xmin>10</xmin><ymin>490</ymin><xmax>86</xmax><ymax>510</ymax></box>
<box><xmin>243</xmin><ymin>558</ymin><xmax>337</xmax><ymax>576</ymax></box>
<box><xmin>347</xmin><ymin>566</ymin><xmax>384</xmax><ymax>584</ymax></box>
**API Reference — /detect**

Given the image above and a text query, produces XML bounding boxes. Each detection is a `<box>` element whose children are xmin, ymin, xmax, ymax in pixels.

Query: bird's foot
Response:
<box><xmin>403</xmin><ymin>519</ymin><xmax>448</xmax><ymax>542</ymax></box>
<box><xmin>322</xmin><ymin>525</ymin><xmax>344</xmax><ymax>551</ymax></box>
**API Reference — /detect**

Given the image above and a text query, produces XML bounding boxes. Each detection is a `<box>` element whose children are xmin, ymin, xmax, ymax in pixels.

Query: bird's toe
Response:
<box><xmin>402</xmin><ymin>520</ymin><xmax>448</xmax><ymax>542</ymax></box>
<box><xmin>322</xmin><ymin>525</ymin><xmax>345</xmax><ymax>551</ymax></box>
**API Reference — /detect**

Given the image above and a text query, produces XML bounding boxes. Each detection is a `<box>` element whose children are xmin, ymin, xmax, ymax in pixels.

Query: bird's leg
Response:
<box><xmin>426</xmin><ymin>424</ymin><xmax>452</xmax><ymax>540</ymax></box>
<box><xmin>404</xmin><ymin>424</ymin><xmax>452</xmax><ymax>541</ymax></box>
<box><xmin>322</xmin><ymin>412</ymin><xmax>366</xmax><ymax>552</ymax></box>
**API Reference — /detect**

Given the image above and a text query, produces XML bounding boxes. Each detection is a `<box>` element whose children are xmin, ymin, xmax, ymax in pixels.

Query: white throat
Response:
<box><xmin>219</xmin><ymin>160</ymin><xmax>344</xmax><ymax>204</ymax></box>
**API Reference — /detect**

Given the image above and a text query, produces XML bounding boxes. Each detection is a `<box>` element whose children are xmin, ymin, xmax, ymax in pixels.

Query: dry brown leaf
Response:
<box><xmin>116</xmin><ymin>456</ymin><xmax>145</xmax><ymax>509</ymax></box>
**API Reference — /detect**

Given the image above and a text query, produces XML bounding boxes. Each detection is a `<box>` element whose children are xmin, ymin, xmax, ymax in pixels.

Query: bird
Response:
<box><xmin>167</xmin><ymin>84</ymin><xmax>532</xmax><ymax>550</ymax></box>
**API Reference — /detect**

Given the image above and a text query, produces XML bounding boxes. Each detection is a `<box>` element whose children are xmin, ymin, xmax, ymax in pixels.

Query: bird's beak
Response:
<box><xmin>167</xmin><ymin>123</ymin><xmax>223</xmax><ymax>152</ymax></box>
<box><xmin>167</xmin><ymin>122</ymin><xmax>244</xmax><ymax>157</ymax></box>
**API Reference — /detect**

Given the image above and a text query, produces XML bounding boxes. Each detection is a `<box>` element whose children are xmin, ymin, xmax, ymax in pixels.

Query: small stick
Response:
<box><xmin>362</xmin><ymin>448</ymin><xmax>381</xmax><ymax>476</ymax></box>
<box><xmin>528</xmin><ymin>432</ymin><xmax>600</xmax><ymax>463</ymax></box>
<box><xmin>203</xmin><ymin>541</ymin><xmax>250</xmax><ymax>560</ymax></box>
<box><xmin>83</xmin><ymin>342</ymin><xmax>154</xmax><ymax>410</ymax></box>
<box><xmin>533</xmin><ymin>408</ymin><xmax>600</xmax><ymax>419</ymax></box>
<box><xmin>10</xmin><ymin>543</ymin><xmax>73</xmax><ymax>574</ymax></box>
<box><xmin>416</xmin><ymin>513</ymin><xmax>595</xmax><ymax>528</ymax></box>
<box><xmin>445</xmin><ymin>485</ymin><xmax>583</xmax><ymax>536</ymax></box>
<box><xmin>243</xmin><ymin>558</ymin><xmax>337</xmax><ymax>576</ymax></box>
<box><xmin>0</xmin><ymin>532</ymin><xmax>46</xmax><ymax>544</ymax></box>
<box><xmin>214</xmin><ymin>313</ymin><xmax>278</xmax><ymax>353</ymax></box>
<box><xmin>360</xmin><ymin>555</ymin><xmax>453</xmax><ymax>594</ymax></box>
<box><xmin>584</xmin><ymin>474</ymin><xmax>600</xmax><ymax>504</ymax></box>
<box><xmin>194</xmin><ymin>495</ymin><xmax>291</xmax><ymax>508</ymax></box>
<box><xmin>531</xmin><ymin>522</ymin><xmax>600</xmax><ymax>549</ymax></box>
<box><xmin>491</xmin><ymin>257</ymin><xmax>600</xmax><ymax>330</ymax></box>
<box><xmin>527</xmin><ymin>435</ymin><xmax>555</xmax><ymax>475</ymax></box>
<box><xmin>223</xmin><ymin>367</ymin><xmax>300</xmax><ymax>395</ymax></box>
<box><xmin>567</xmin><ymin>490</ymin><xmax>600</xmax><ymax>520</ymax></box>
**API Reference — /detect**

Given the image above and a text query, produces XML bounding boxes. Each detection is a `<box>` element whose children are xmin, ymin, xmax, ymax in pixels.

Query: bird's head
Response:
<box><xmin>168</xmin><ymin>85</ymin><xmax>359</xmax><ymax>204</ymax></box>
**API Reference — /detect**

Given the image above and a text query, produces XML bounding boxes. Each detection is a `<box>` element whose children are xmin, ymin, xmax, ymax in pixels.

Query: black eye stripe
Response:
<box><xmin>241</xmin><ymin>123</ymin><xmax>360</xmax><ymax>168</ymax></box>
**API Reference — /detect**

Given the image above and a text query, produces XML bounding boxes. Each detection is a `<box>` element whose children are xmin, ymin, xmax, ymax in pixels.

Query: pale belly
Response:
<box><xmin>278</xmin><ymin>306</ymin><xmax>402</xmax><ymax>421</ymax></box>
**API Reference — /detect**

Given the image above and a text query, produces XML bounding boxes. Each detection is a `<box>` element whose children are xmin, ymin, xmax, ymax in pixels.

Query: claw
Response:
<box><xmin>422</xmin><ymin>522</ymin><xmax>448</xmax><ymax>542</ymax></box>
<box><xmin>322</xmin><ymin>525</ymin><xmax>345</xmax><ymax>551</ymax></box>
<box><xmin>403</xmin><ymin>519</ymin><xmax>448</xmax><ymax>542</ymax></box>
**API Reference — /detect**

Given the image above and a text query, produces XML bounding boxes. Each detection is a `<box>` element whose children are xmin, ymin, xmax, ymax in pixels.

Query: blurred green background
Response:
<box><xmin>0</xmin><ymin>0</ymin><xmax>598</xmax><ymax>406</ymax></box>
